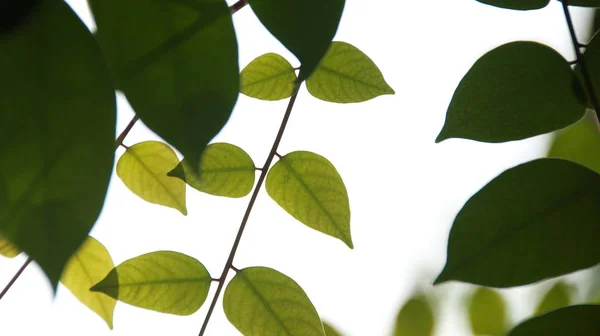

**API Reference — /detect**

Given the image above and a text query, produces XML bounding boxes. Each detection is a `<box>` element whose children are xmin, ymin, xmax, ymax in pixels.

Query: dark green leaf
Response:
<box><xmin>323</xmin><ymin>322</ymin><xmax>343</xmax><ymax>336</ymax></box>
<box><xmin>476</xmin><ymin>0</ymin><xmax>550</xmax><ymax>10</ymax></box>
<box><xmin>509</xmin><ymin>305</ymin><xmax>600</xmax><ymax>336</ymax></box>
<box><xmin>435</xmin><ymin>158</ymin><xmax>600</xmax><ymax>287</ymax></box>
<box><xmin>266</xmin><ymin>151</ymin><xmax>352</xmax><ymax>248</ymax></box>
<box><xmin>89</xmin><ymin>0</ymin><xmax>239</xmax><ymax>172</ymax></box>
<box><xmin>582</xmin><ymin>30</ymin><xmax>600</xmax><ymax>104</ymax></box>
<box><xmin>535</xmin><ymin>282</ymin><xmax>574</xmax><ymax>316</ymax></box>
<box><xmin>240</xmin><ymin>53</ymin><xmax>297</xmax><ymax>100</ymax></box>
<box><xmin>393</xmin><ymin>294</ymin><xmax>435</xmax><ymax>336</ymax></box>
<box><xmin>437</xmin><ymin>42</ymin><xmax>585</xmax><ymax>143</ymax></box>
<box><xmin>306</xmin><ymin>41</ymin><xmax>394</xmax><ymax>103</ymax></box>
<box><xmin>548</xmin><ymin>111</ymin><xmax>600</xmax><ymax>173</ymax></box>
<box><xmin>0</xmin><ymin>0</ymin><xmax>115</xmax><ymax>287</ymax></box>
<box><xmin>223</xmin><ymin>267</ymin><xmax>324</xmax><ymax>336</ymax></box>
<box><xmin>248</xmin><ymin>0</ymin><xmax>344</xmax><ymax>81</ymax></box>
<box><xmin>467</xmin><ymin>288</ymin><xmax>507</xmax><ymax>336</ymax></box>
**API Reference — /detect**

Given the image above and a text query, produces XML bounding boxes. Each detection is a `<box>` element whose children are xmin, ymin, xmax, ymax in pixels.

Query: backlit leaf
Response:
<box><xmin>0</xmin><ymin>0</ymin><xmax>115</xmax><ymax>287</ymax></box>
<box><xmin>91</xmin><ymin>251</ymin><xmax>211</xmax><ymax>315</ymax></box>
<box><xmin>223</xmin><ymin>267</ymin><xmax>324</xmax><ymax>336</ymax></box>
<box><xmin>437</xmin><ymin>41</ymin><xmax>585</xmax><ymax>143</ymax></box>
<box><xmin>117</xmin><ymin>141</ymin><xmax>187</xmax><ymax>215</ymax></box>
<box><xmin>435</xmin><ymin>158</ymin><xmax>600</xmax><ymax>287</ymax></box>
<box><xmin>324</xmin><ymin>322</ymin><xmax>343</xmax><ymax>336</ymax></box>
<box><xmin>306</xmin><ymin>41</ymin><xmax>394</xmax><ymax>103</ymax></box>
<box><xmin>241</xmin><ymin>53</ymin><xmax>297</xmax><ymax>100</ymax></box>
<box><xmin>60</xmin><ymin>236</ymin><xmax>116</xmax><ymax>329</ymax></box>
<box><xmin>0</xmin><ymin>234</ymin><xmax>19</xmax><ymax>258</ymax></box>
<box><xmin>266</xmin><ymin>151</ymin><xmax>352</xmax><ymax>248</ymax></box>
<box><xmin>509</xmin><ymin>305</ymin><xmax>600</xmax><ymax>336</ymax></box>
<box><xmin>475</xmin><ymin>0</ymin><xmax>549</xmax><ymax>10</ymax></box>
<box><xmin>468</xmin><ymin>287</ymin><xmax>507</xmax><ymax>336</ymax></box>
<box><xmin>535</xmin><ymin>282</ymin><xmax>574</xmax><ymax>316</ymax></box>
<box><xmin>548</xmin><ymin>111</ymin><xmax>600</xmax><ymax>173</ymax></box>
<box><xmin>393</xmin><ymin>294</ymin><xmax>435</xmax><ymax>336</ymax></box>
<box><xmin>168</xmin><ymin>142</ymin><xmax>255</xmax><ymax>198</ymax></box>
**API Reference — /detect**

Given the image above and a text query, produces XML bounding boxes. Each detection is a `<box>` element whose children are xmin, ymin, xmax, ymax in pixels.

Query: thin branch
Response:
<box><xmin>230</xmin><ymin>0</ymin><xmax>248</xmax><ymax>14</ymax></box>
<box><xmin>0</xmin><ymin>257</ymin><xmax>33</xmax><ymax>301</ymax></box>
<box><xmin>198</xmin><ymin>85</ymin><xmax>301</xmax><ymax>336</ymax></box>
<box><xmin>115</xmin><ymin>115</ymin><xmax>140</xmax><ymax>150</ymax></box>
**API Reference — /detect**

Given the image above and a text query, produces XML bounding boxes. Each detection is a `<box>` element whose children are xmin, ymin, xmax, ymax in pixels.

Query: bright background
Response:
<box><xmin>0</xmin><ymin>0</ymin><xmax>595</xmax><ymax>335</ymax></box>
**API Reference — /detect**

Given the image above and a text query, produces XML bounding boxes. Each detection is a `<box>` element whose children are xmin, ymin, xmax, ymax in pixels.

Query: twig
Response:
<box><xmin>0</xmin><ymin>257</ymin><xmax>33</xmax><ymax>300</ymax></box>
<box><xmin>230</xmin><ymin>0</ymin><xmax>248</xmax><ymax>14</ymax></box>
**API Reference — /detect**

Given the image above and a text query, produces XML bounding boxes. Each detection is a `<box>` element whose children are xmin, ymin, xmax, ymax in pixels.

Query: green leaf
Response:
<box><xmin>0</xmin><ymin>234</ymin><xmax>19</xmax><ymax>258</ymax></box>
<box><xmin>535</xmin><ymin>282</ymin><xmax>574</xmax><ymax>316</ymax></box>
<box><xmin>393</xmin><ymin>294</ymin><xmax>435</xmax><ymax>336</ymax></box>
<box><xmin>266</xmin><ymin>151</ymin><xmax>352</xmax><ymax>248</ymax></box>
<box><xmin>168</xmin><ymin>143</ymin><xmax>256</xmax><ymax>198</ymax></box>
<box><xmin>248</xmin><ymin>0</ymin><xmax>344</xmax><ymax>81</ymax></box>
<box><xmin>306</xmin><ymin>41</ymin><xmax>394</xmax><ymax>103</ymax></box>
<box><xmin>323</xmin><ymin>322</ymin><xmax>343</xmax><ymax>336</ymax></box>
<box><xmin>435</xmin><ymin>158</ymin><xmax>600</xmax><ymax>287</ymax></box>
<box><xmin>467</xmin><ymin>287</ymin><xmax>507</xmax><ymax>336</ymax></box>
<box><xmin>117</xmin><ymin>141</ymin><xmax>187</xmax><ymax>215</ymax></box>
<box><xmin>240</xmin><ymin>53</ymin><xmax>297</xmax><ymax>101</ymax></box>
<box><xmin>91</xmin><ymin>251</ymin><xmax>212</xmax><ymax>315</ymax></box>
<box><xmin>0</xmin><ymin>0</ymin><xmax>116</xmax><ymax>287</ymax></box>
<box><xmin>223</xmin><ymin>267</ymin><xmax>325</xmax><ymax>336</ymax></box>
<box><xmin>508</xmin><ymin>305</ymin><xmax>600</xmax><ymax>336</ymax></box>
<box><xmin>60</xmin><ymin>236</ymin><xmax>116</xmax><ymax>329</ymax></box>
<box><xmin>89</xmin><ymin>0</ymin><xmax>239</xmax><ymax>172</ymax></box>
<box><xmin>475</xmin><ymin>0</ymin><xmax>550</xmax><ymax>10</ymax></box>
<box><xmin>548</xmin><ymin>111</ymin><xmax>600</xmax><ymax>173</ymax></box>
<box><xmin>436</xmin><ymin>41</ymin><xmax>585</xmax><ymax>143</ymax></box>
<box><xmin>582</xmin><ymin>31</ymin><xmax>600</xmax><ymax>104</ymax></box>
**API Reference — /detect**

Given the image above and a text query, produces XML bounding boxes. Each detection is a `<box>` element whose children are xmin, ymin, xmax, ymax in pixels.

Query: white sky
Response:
<box><xmin>0</xmin><ymin>1</ymin><xmax>595</xmax><ymax>335</ymax></box>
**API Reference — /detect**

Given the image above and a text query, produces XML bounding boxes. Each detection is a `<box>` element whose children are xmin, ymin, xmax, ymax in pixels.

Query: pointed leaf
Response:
<box><xmin>0</xmin><ymin>0</ymin><xmax>116</xmax><ymax>287</ymax></box>
<box><xmin>535</xmin><ymin>282</ymin><xmax>574</xmax><ymax>316</ymax></box>
<box><xmin>266</xmin><ymin>151</ymin><xmax>352</xmax><ymax>248</ymax></box>
<box><xmin>117</xmin><ymin>141</ymin><xmax>187</xmax><ymax>214</ymax></box>
<box><xmin>548</xmin><ymin>111</ymin><xmax>600</xmax><ymax>173</ymax></box>
<box><xmin>475</xmin><ymin>0</ymin><xmax>550</xmax><ymax>10</ymax></box>
<box><xmin>223</xmin><ymin>266</ymin><xmax>325</xmax><ymax>336</ymax></box>
<box><xmin>393</xmin><ymin>294</ymin><xmax>435</xmax><ymax>336</ymax></box>
<box><xmin>509</xmin><ymin>305</ymin><xmax>600</xmax><ymax>336</ymax></box>
<box><xmin>91</xmin><ymin>251</ymin><xmax>211</xmax><ymax>315</ymax></box>
<box><xmin>323</xmin><ymin>322</ymin><xmax>343</xmax><ymax>336</ymax></box>
<box><xmin>241</xmin><ymin>53</ymin><xmax>297</xmax><ymax>101</ymax></box>
<box><xmin>435</xmin><ymin>158</ymin><xmax>600</xmax><ymax>287</ymax></box>
<box><xmin>248</xmin><ymin>0</ymin><xmax>344</xmax><ymax>81</ymax></box>
<box><xmin>89</xmin><ymin>0</ymin><xmax>239</xmax><ymax>171</ymax></box>
<box><xmin>0</xmin><ymin>234</ymin><xmax>19</xmax><ymax>258</ymax></box>
<box><xmin>467</xmin><ymin>287</ymin><xmax>507</xmax><ymax>336</ymax></box>
<box><xmin>306</xmin><ymin>41</ymin><xmax>394</xmax><ymax>103</ymax></box>
<box><xmin>436</xmin><ymin>41</ymin><xmax>585</xmax><ymax>143</ymax></box>
<box><xmin>60</xmin><ymin>236</ymin><xmax>116</xmax><ymax>329</ymax></box>
<box><xmin>168</xmin><ymin>142</ymin><xmax>255</xmax><ymax>198</ymax></box>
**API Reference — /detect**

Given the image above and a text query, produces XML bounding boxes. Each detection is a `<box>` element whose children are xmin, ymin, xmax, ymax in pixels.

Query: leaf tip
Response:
<box><xmin>435</xmin><ymin>130</ymin><xmax>449</xmax><ymax>143</ymax></box>
<box><xmin>433</xmin><ymin>271</ymin><xmax>448</xmax><ymax>285</ymax></box>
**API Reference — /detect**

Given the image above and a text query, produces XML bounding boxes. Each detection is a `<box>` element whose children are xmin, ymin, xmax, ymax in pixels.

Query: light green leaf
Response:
<box><xmin>476</xmin><ymin>0</ymin><xmax>550</xmax><ymax>10</ymax></box>
<box><xmin>535</xmin><ymin>282</ymin><xmax>574</xmax><ymax>316</ymax></box>
<box><xmin>223</xmin><ymin>267</ymin><xmax>325</xmax><ymax>336</ymax></box>
<box><xmin>435</xmin><ymin>158</ymin><xmax>600</xmax><ymax>287</ymax></box>
<box><xmin>508</xmin><ymin>305</ymin><xmax>600</xmax><ymax>336</ymax></box>
<box><xmin>437</xmin><ymin>41</ymin><xmax>585</xmax><ymax>143</ymax></box>
<box><xmin>0</xmin><ymin>0</ymin><xmax>115</xmax><ymax>287</ymax></box>
<box><xmin>548</xmin><ymin>111</ymin><xmax>600</xmax><ymax>173</ymax></box>
<box><xmin>323</xmin><ymin>322</ymin><xmax>343</xmax><ymax>336</ymax></box>
<box><xmin>306</xmin><ymin>41</ymin><xmax>394</xmax><ymax>103</ymax></box>
<box><xmin>89</xmin><ymin>0</ymin><xmax>239</xmax><ymax>172</ymax></box>
<box><xmin>248</xmin><ymin>0</ymin><xmax>344</xmax><ymax>81</ymax></box>
<box><xmin>60</xmin><ymin>236</ymin><xmax>116</xmax><ymax>329</ymax></box>
<box><xmin>240</xmin><ymin>53</ymin><xmax>297</xmax><ymax>101</ymax></box>
<box><xmin>168</xmin><ymin>143</ymin><xmax>256</xmax><ymax>198</ymax></box>
<box><xmin>468</xmin><ymin>288</ymin><xmax>507</xmax><ymax>336</ymax></box>
<box><xmin>91</xmin><ymin>251</ymin><xmax>211</xmax><ymax>315</ymax></box>
<box><xmin>0</xmin><ymin>234</ymin><xmax>19</xmax><ymax>258</ymax></box>
<box><xmin>266</xmin><ymin>151</ymin><xmax>352</xmax><ymax>248</ymax></box>
<box><xmin>117</xmin><ymin>141</ymin><xmax>187</xmax><ymax>215</ymax></box>
<box><xmin>393</xmin><ymin>294</ymin><xmax>435</xmax><ymax>336</ymax></box>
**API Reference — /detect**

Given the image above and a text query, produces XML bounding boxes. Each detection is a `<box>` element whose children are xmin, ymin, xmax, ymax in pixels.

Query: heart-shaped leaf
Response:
<box><xmin>467</xmin><ymin>287</ymin><xmax>507</xmax><ymax>336</ymax></box>
<box><xmin>393</xmin><ymin>294</ymin><xmax>435</xmax><ymax>336</ymax></box>
<box><xmin>535</xmin><ymin>282</ymin><xmax>574</xmax><ymax>316</ymax></box>
<box><xmin>240</xmin><ymin>53</ymin><xmax>297</xmax><ymax>101</ymax></box>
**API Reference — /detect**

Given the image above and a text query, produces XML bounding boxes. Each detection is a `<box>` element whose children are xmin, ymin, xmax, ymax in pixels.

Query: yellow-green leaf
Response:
<box><xmin>548</xmin><ymin>111</ymin><xmax>600</xmax><ymax>174</ymax></box>
<box><xmin>324</xmin><ymin>322</ymin><xmax>343</xmax><ymax>336</ymax></box>
<box><xmin>393</xmin><ymin>294</ymin><xmax>435</xmax><ymax>336</ymax></box>
<box><xmin>168</xmin><ymin>142</ymin><xmax>256</xmax><ymax>198</ymax></box>
<box><xmin>0</xmin><ymin>234</ymin><xmax>19</xmax><ymax>258</ymax></box>
<box><xmin>307</xmin><ymin>41</ymin><xmax>394</xmax><ymax>103</ymax></box>
<box><xmin>60</xmin><ymin>236</ymin><xmax>116</xmax><ymax>329</ymax></box>
<box><xmin>241</xmin><ymin>53</ymin><xmax>297</xmax><ymax>101</ymax></box>
<box><xmin>467</xmin><ymin>287</ymin><xmax>507</xmax><ymax>336</ymax></box>
<box><xmin>117</xmin><ymin>141</ymin><xmax>187</xmax><ymax>215</ymax></box>
<box><xmin>91</xmin><ymin>251</ymin><xmax>211</xmax><ymax>315</ymax></box>
<box><xmin>535</xmin><ymin>282</ymin><xmax>574</xmax><ymax>316</ymax></box>
<box><xmin>266</xmin><ymin>151</ymin><xmax>352</xmax><ymax>248</ymax></box>
<box><xmin>223</xmin><ymin>267</ymin><xmax>325</xmax><ymax>336</ymax></box>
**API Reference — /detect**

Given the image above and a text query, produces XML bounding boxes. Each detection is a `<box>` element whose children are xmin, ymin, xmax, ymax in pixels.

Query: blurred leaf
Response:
<box><xmin>437</xmin><ymin>41</ymin><xmax>585</xmax><ymax>143</ymax></box>
<box><xmin>240</xmin><ymin>53</ymin><xmax>297</xmax><ymax>100</ymax></box>
<box><xmin>169</xmin><ymin>142</ymin><xmax>255</xmax><ymax>198</ymax></box>
<box><xmin>223</xmin><ymin>267</ymin><xmax>324</xmax><ymax>336</ymax></box>
<box><xmin>324</xmin><ymin>322</ymin><xmax>343</xmax><ymax>336</ymax></box>
<box><xmin>0</xmin><ymin>0</ymin><xmax>115</xmax><ymax>288</ymax></box>
<box><xmin>582</xmin><ymin>29</ymin><xmax>600</xmax><ymax>106</ymax></box>
<box><xmin>548</xmin><ymin>111</ymin><xmax>600</xmax><ymax>173</ymax></box>
<box><xmin>117</xmin><ymin>141</ymin><xmax>187</xmax><ymax>215</ymax></box>
<box><xmin>266</xmin><ymin>151</ymin><xmax>352</xmax><ymax>248</ymax></box>
<box><xmin>586</xmin><ymin>268</ymin><xmax>600</xmax><ymax>304</ymax></box>
<box><xmin>435</xmin><ymin>158</ymin><xmax>600</xmax><ymax>287</ymax></box>
<box><xmin>393</xmin><ymin>294</ymin><xmax>435</xmax><ymax>336</ymax></box>
<box><xmin>568</xmin><ymin>1</ymin><xmax>600</xmax><ymax>7</ymax></box>
<box><xmin>535</xmin><ymin>282</ymin><xmax>574</xmax><ymax>316</ymax></box>
<box><xmin>306</xmin><ymin>41</ymin><xmax>394</xmax><ymax>103</ymax></box>
<box><xmin>248</xmin><ymin>0</ymin><xmax>344</xmax><ymax>81</ymax></box>
<box><xmin>89</xmin><ymin>0</ymin><xmax>239</xmax><ymax>172</ymax></box>
<box><xmin>508</xmin><ymin>305</ymin><xmax>600</xmax><ymax>336</ymax></box>
<box><xmin>91</xmin><ymin>251</ymin><xmax>211</xmax><ymax>315</ymax></box>
<box><xmin>0</xmin><ymin>234</ymin><xmax>19</xmax><ymax>258</ymax></box>
<box><xmin>61</xmin><ymin>236</ymin><xmax>116</xmax><ymax>329</ymax></box>
<box><xmin>0</xmin><ymin>0</ymin><xmax>39</xmax><ymax>33</ymax></box>
<box><xmin>468</xmin><ymin>287</ymin><xmax>507</xmax><ymax>336</ymax></box>
<box><xmin>475</xmin><ymin>0</ymin><xmax>549</xmax><ymax>10</ymax></box>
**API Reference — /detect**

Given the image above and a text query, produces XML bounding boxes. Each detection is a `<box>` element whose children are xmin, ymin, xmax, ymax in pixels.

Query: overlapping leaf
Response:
<box><xmin>240</xmin><ymin>53</ymin><xmax>297</xmax><ymax>100</ymax></box>
<box><xmin>393</xmin><ymin>294</ymin><xmax>435</xmax><ymax>336</ymax></box>
<box><xmin>91</xmin><ymin>251</ymin><xmax>211</xmax><ymax>315</ymax></box>
<box><xmin>548</xmin><ymin>111</ymin><xmax>600</xmax><ymax>173</ymax></box>
<box><xmin>467</xmin><ymin>287</ymin><xmax>507</xmax><ymax>336</ymax></box>
<box><xmin>435</xmin><ymin>158</ymin><xmax>600</xmax><ymax>287</ymax></box>
<box><xmin>117</xmin><ymin>141</ymin><xmax>187</xmax><ymax>214</ymax></box>
<box><xmin>509</xmin><ymin>305</ymin><xmax>600</xmax><ymax>336</ymax></box>
<box><xmin>0</xmin><ymin>0</ymin><xmax>115</xmax><ymax>287</ymax></box>
<box><xmin>0</xmin><ymin>234</ymin><xmax>19</xmax><ymax>258</ymax></box>
<box><xmin>223</xmin><ymin>267</ymin><xmax>324</xmax><ymax>336</ymax></box>
<box><xmin>475</xmin><ymin>0</ymin><xmax>549</xmax><ymax>10</ymax></box>
<box><xmin>266</xmin><ymin>151</ymin><xmax>352</xmax><ymax>248</ymax></box>
<box><xmin>306</xmin><ymin>41</ymin><xmax>394</xmax><ymax>103</ymax></box>
<box><xmin>535</xmin><ymin>282</ymin><xmax>574</xmax><ymax>316</ymax></box>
